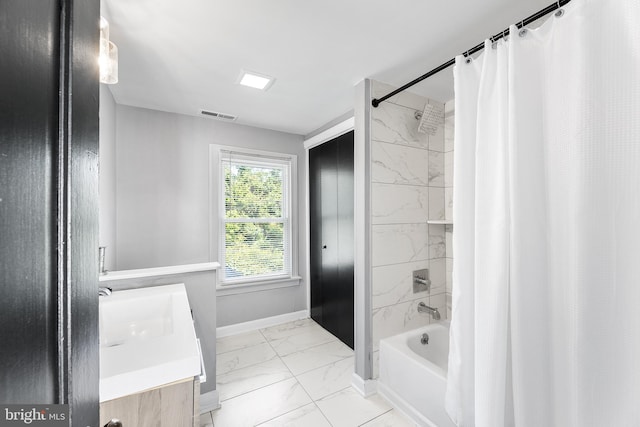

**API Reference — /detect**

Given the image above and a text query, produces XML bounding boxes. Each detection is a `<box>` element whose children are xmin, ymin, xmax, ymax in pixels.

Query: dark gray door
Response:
<box><xmin>309</xmin><ymin>131</ymin><xmax>354</xmax><ymax>348</ymax></box>
<box><xmin>0</xmin><ymin>1</ymin><xmax>100</xmax><ymax>425</ymax></box>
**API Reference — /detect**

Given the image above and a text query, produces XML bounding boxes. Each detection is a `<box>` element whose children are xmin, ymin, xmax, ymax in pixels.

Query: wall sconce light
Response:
<box><xmin>99</xmin><ymin>16</ymin><xmax>118</xmax><ymax>84</ymax></box>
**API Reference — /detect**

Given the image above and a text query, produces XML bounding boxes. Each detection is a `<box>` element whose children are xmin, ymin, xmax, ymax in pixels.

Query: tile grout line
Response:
<box><xmin>370</xmin><ymin>139</ymin><xmax>447</xmax><ymax>154</ymax></box>
<box><xmin>312</xmin><ymin>400</ymin><xmax>336</xmax><ymax>427</ymax></box>
<box><xmin>254</xmin><ymin>325</ymin><xmax>334</xmax><ymax>426</ymax></box>
<box><xmin>216</xmin><ymin>353</ymin><xmax>280</xmax><ymax>377</ymax></box>
<box><xmin>215</xmin><ymin>338</ymin><xmax>268</xmax><ymax>356</ymax></box>
<box><xmin>259</xmin><ymin>321</ymin><xmax>354</xmax><ymax>426</ymax></box>
<box><xmin>214</xmin><ymin>319</ymin><xmax>393</xmax><ymax>427</ymax></box>
<box><xmin>357</xmin><ymin>408</ymin><xmax>395</xmax><ymax>427</ymax></box>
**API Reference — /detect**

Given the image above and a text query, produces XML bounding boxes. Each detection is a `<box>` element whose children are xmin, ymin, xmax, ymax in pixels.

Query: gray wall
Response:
<box><xmin>99</xmin><ymin>85</ymin><xmax>117</xmax><ymax>272</ymax></box>
<box><xmin>114</xmin><ymin>105</ymin><xmax>307</xmax><ymax>326</ymax></box>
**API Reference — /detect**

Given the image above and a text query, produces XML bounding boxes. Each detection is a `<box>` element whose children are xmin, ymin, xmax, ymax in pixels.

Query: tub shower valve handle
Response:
<box><xmin>414</xmin><ymin>277</ymin><xmax>430</xmax><ymax>286</ymax></box>
<box><xmin>104</xmin><ymin>419</ymin><xmax>123</xmax><ymax>427</ymax></box>
<box><xmin>413</xmin><ymin>269</ymin><xmax>431</xmax><ymax>293</ymax></box>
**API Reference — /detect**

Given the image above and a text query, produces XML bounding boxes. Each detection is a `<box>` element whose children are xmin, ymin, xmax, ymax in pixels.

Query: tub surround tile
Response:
<box><xmin>428</xmin><ymin>225</ymin><xmax>446</xmax><ymax>259</ymax></box>
<box><xmin>427</xmin><ymin>115</ymin><xmax>445</xmax><ymax>154</ymax></box>
<box><xmin>216</xmin><ymin>341</ymin><xmax>277</xmax><ymax>375</ymax></box>
<box><xmin>446</xmin><ymin>258</ymin><xmax>453</xmax><ymax>294</ymax></box>
<box><xmin>444</xmin><ymin>152</ymin><xmax>454</xmax><ymax>187</ymax></box>
<box><xmin>280</xmin><ymin>340</ymin><xmax>353</xmax><ymax>376</ymax></box>
<box><xmin>216</xmin><ymin>357</ymin><xmax>293</xmax><ymax>402</ymax></box>
<box><xmin>444</xmin><ymin>103</ymin><xmax>455</xmax><ymax>317</ymax></box>
<box><xmin>372</xmin><ymin>224</ymin><xmax>430</xmax><ymax>267</ymax></box>
<box><xmin>428</xmin><ymin>151</ymin><xmax>445</xmax><ymax>187</ymax></box>
<box><xmin>315</xmin><ymin>387</ymin><xmax>392</xmax><ymax>427</ymax></box>
<box><xmin>430</xmin><ymin>292</ymin><xmax>447</xmax><ymax>319</ymax></box>
<box><xmin>445</xmin><ymin>99</ymin><xmax>455</xmax><ymax>114</ymax></box>
<box><xmin>372</xmin><ymin>298</ymin><xmax>430</xmax><ymax>351</ymax></box>
<box><xmin>361</xmin><ymin>410</ymin><xmax>417</xmax><ymax>427</ymax></box>
<box><xmin>371</xmin><ymin>102</ymin><xmax>428</xmax><ymax>148</ymax></box>
<box><xmin>371</xmin><ymin>141</ymin><xmax>429</xmax><ymax>186</ymax></box>
<box><xmin>372</xmin><ymin>183</ymin><xmax>429</xmax><ymax>225</ymax></box>
<box><xmin>372</xmin><ymin>260</ymin><xmax>430</xmax><ymax>309</ymax></box>
<box><xmin>216</xmin><ymin>330</ymin><xmax>266</xmax><ymax>355</ymax></box>
<box><xmin>256</xmin><ymin>403</ymin><xmax>332</xmax><ymax>427</ymax></box>
<box><xmin>428</xmin><ymin>187</ymin><xmax>445</xmax><ymax>221</ymax></box>
<box><xmin>444</xmin><ymin>99</ymin><xmax>456</xmax><ymax>152</ymax></box>
<box><xmin>445</xmin><ymin>187</ymin><xmax>454</xmax><ymax>221</ymax></box>
<box><xmin>429</xmin><ymin>258</ymin><xmax>447</xmax><ymax>295</ymax></box>
<box><xmin>368</xmin><ymin>80</ymin><xmax>451</xmax><ymax>377</ymax></box>
<box><xmin>211</xmin><ymin>378</ymin><xmax>312</xmax><ymax>427</ymax></box>
<box><xmin>444</xmin><ymin>117</ymin><xmax>455</xmax><ymax>154</ymax></box>
<box><xmin>296</xmin><ymin>357</ymin><xmax>354</xmax><ymax>400</ymax></box>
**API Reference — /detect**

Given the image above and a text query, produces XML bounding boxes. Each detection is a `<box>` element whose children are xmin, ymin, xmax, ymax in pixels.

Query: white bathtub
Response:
<box><xmin>379</xmin><ymin>322</ymin><xmax>455</xmax><ymax>427</ymax></box>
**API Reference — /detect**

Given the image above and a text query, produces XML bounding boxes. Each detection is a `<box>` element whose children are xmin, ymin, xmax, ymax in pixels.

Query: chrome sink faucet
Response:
<box><xmin>418</xmin><ymin>302</ymin><xmax>441</xmax><ymax>320</ymax></box>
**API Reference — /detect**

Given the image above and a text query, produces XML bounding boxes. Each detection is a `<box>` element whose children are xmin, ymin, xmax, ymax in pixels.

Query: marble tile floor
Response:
<box><xmin>200</xmin><ymin>318</ymin><xmax>417</xmax><ymax>427</ymax></box>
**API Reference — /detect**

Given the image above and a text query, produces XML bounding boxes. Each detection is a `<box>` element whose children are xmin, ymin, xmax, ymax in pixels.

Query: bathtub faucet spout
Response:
<box><xmin>418</xmin><ymin>302</ymin><xmax>441</xmax><ymax>320</ymax></box>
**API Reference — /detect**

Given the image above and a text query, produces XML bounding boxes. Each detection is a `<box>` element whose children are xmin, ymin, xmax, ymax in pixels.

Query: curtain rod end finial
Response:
<box><xmin>372</xmin><ymin>99</ymin><xmax>380</xmax><ymax>108</ymax></box>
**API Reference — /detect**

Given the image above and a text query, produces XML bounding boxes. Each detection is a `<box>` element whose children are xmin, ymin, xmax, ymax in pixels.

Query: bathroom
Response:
<box><xmin>2</xmin><ymin>0</ymin><xmax>639</xmax><ymax>426</ymax></box>
<box><xmin>97</xmin><ymin>0</ymin><xmax>457</xmax><ymax>420</ymax></box>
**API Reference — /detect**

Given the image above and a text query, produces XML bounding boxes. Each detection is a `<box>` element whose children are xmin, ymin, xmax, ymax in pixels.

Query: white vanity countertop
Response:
<box><xmin>99</xmin><ymin>262</ymin><xmax>220</xmax><ymax>282</ymax></box>
<box><xmin>99</xmin><ymin>283</ymin><xmax>201</xmax><ymax>402</ymax></box>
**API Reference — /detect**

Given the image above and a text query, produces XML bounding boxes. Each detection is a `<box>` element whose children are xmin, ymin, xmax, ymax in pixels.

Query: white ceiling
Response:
<box><xmin>102</xmin><ymin>0</ymin><xmax>553</xmax><ymax>136</ymax></box>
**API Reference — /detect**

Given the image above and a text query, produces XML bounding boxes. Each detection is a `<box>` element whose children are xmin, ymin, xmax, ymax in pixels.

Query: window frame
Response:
<box><xmin>210</xmin><ymin>145</ymin><xmax>298</xmax><ymax>288</ymax></box>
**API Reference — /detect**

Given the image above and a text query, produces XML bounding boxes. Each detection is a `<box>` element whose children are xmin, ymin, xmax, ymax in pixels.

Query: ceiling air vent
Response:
<box><xmin>200</xmin><ymin>110</ymin><xmax>237</xmax><ymax>121</ymax></box>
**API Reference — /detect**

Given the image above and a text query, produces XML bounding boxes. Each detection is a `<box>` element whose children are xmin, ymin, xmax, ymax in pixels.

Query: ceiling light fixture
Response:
<box><xmin>238</xmin><ymin>70</ymin><xmax>275</xmax><ymax>91</ymax></box>
<box><xmin>99</xmin><ymin>16</ymin><xmax>119</xmax><ymax>84</ymax></box>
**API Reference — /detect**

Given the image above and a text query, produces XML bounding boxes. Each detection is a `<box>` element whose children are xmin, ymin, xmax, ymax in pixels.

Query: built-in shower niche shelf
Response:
<box><xmin>427</xmin><ymin>219</ymin><xmax>453</xmax><ymax>225</ymax></box>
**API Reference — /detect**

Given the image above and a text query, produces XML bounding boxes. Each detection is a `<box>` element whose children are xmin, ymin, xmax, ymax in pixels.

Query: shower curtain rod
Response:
<box><xmin>371</xmin><ymin>0</ymin><xmax>573</xmax><ymax>108</ymax></box>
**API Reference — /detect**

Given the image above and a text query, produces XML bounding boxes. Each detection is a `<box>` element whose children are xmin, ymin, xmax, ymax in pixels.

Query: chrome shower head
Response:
<box><xmin>415</xmin><ymin>102</ymin><xmax>444</xmax><ymax>135</ymax></box>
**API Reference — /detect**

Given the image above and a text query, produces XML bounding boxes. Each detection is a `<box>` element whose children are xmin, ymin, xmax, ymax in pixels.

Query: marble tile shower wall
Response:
<box><xmin>444</xmin><ymin>99</ymin><xmax>455</xmax><ymax>319</ymax></box>
<box><xmin>369</xmin><ymin>81</ymin><xmax>447</xmax><ymax>378</ymax></box>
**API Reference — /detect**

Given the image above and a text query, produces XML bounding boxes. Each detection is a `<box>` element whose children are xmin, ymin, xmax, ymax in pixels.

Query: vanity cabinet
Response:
<box><xmin>100</xmin><ymin>377</ymin><xmax>199</xmax><ymax>427</ymax></box>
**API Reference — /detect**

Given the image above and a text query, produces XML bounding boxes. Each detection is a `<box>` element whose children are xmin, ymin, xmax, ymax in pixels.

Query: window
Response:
<box><xmin>215</xmin><ymin>147</ymin><xmax>296</xmax><ymax>284</ymax></box>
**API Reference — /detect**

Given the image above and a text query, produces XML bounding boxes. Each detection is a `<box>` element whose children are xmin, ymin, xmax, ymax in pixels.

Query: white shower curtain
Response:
<box><xmin>446</xmin><ymin>0</ymin><xmax>640</xmax><ymax>426</ymax></box>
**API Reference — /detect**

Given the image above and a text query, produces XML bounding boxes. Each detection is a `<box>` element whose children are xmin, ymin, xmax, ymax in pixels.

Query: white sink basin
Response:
<box><xmin>101</xmin><ymin>292</ymin><xmax>174</xmax><ymax>347</ymax></box>
<box><xmin>99</xmin><ymin>284</ymin><xmax>200</xmax><ymax>402</ymax></box>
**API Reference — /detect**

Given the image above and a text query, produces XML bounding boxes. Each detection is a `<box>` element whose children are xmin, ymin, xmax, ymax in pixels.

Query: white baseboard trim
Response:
<box><xmin>200</xmin><ymin>390</ymin><xmax>220</xmax><ymax>413</ymax></box>
<box><xmin>377</xmin><ymin>381</ymin><xmax>436</xmax><ymax>427</ymax></box>
<box><xmin>216</xmin><ymin>310</ymin><xmax>309</xmax><ymax>338</ymax></box>
<box><xmin>351</xmin><ymin>373</ymin><xmax>377</xmax><ymax>398</ymax></box>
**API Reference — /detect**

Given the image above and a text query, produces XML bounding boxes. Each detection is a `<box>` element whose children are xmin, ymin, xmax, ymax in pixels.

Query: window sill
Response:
<box><xmin>216</xmin><ymin>276</ymin><xmax>302</xmax><ymax>296</ymax></box>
